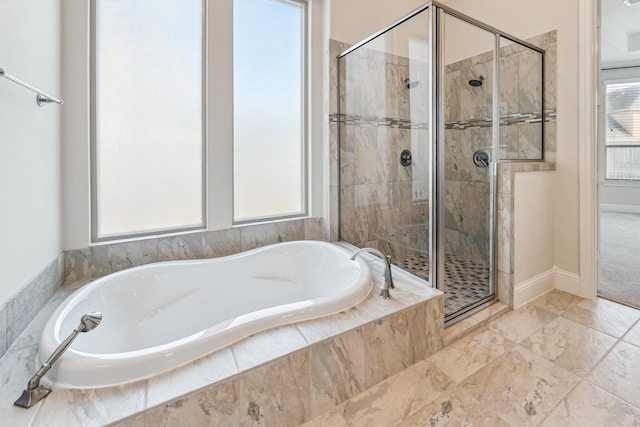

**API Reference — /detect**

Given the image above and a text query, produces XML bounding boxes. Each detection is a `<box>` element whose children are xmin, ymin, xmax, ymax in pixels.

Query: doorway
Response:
<box><xmin>598</xmin><ymin>0</ymin><xmax>640</xmax><ymax>309</ymax></box>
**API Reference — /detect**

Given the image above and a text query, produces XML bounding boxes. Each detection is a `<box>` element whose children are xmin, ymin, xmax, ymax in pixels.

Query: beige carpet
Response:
<box><xmin>599</xmin><ymin>211</ymin><xmax>640</xmax><ymax>309</ymax></box>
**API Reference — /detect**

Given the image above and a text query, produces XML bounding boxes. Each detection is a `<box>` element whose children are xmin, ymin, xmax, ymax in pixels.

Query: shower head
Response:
<box><xmin>468</xmin><ymin>76</ymin><xmax>484</xmax><ymax>87</ymax></box>
<box><xmin>401</xmin><ymin>77</ymin><xmax>420</xmax><ymax>89</ymax></box>
<box><xmin>80</xmin><ymin>312</ymin><xmax>103</xmax><ymax>332</ymax></box>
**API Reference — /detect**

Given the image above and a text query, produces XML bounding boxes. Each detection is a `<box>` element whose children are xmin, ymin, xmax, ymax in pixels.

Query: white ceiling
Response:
<box><xmin>601</xmin><ymin>0</ymin><xmax>640</xmax><ymax>68</ymax></box>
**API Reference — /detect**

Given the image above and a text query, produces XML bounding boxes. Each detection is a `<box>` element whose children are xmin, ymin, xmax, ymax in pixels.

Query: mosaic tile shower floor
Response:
<box><xmin>395</xmin><ymin>253</ymin><xmax>491</xmax><ymax>317</ymax></box>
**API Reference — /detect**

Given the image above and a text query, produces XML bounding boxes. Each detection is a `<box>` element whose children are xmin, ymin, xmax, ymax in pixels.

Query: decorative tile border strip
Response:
<box><xmin>446</xmin><ymin>110</ymin><xmax>557</xmax><ymax>130</ymax></box>
<box><xmin>329</xmin><ymin>108</ymin><xmax>557</xmax><ymax>131</ymax></box>
<box><xmin>329</xmin><ymin>113</ymin><xmax>427</xmax><ymax>130</ymax></box>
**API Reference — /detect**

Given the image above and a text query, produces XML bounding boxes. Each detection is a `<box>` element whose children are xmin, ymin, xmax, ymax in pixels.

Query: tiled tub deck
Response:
<box><xmin>0</xmin><ymin>259</ymin><xmax>443</xmax><ymax>427</ymax></box>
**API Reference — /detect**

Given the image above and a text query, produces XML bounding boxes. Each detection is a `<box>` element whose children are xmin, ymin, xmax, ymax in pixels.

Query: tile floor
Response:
<box><xmin>303</xmin><ymin>290</ymin><xmax>640</xmax><ymax>426</ymax></box>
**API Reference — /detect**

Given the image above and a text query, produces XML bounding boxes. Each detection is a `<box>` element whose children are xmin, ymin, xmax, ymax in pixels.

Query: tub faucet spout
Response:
<box><xmin>14</xmin><ymin>312</ymin><xmax>103</xmax><ymax>409</ymax></box>
<box><xmin>350</xmin><ymin>248</ymin><xmax>395</xmax><ymax>298</ymax></box>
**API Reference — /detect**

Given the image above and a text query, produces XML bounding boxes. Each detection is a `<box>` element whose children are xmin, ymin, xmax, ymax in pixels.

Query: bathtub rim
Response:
<box><xmin>38</xmin><ymin>240</ymin><xmax>374</xmax><ymax>389</ymax></box>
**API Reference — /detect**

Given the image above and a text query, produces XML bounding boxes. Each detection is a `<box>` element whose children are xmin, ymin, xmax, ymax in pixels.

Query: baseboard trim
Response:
<box><xmin>555</xmin><ymin>267</ymin><xmax>582</xmax><ymax>296</ymax></box>
<box><xmin>600</xmin><ymin>203</ymin><xmax>640</xmax><ymax>214</ymax></box>
<box><xmin>514</xmin><ymin>269</ymin><xmax>555</xmax><ymax>308</ymax></box>
<box><xmin>514</xmin><ymin>267</ymin><xmax>584</xmax><ymax>308</ymax></box>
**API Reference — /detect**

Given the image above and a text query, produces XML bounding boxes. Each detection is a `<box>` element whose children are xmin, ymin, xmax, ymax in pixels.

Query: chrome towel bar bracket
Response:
<box><xmin>0</xmin><ymin>67</ymin><xmax>63</xmax><ymax>107</ymax></box>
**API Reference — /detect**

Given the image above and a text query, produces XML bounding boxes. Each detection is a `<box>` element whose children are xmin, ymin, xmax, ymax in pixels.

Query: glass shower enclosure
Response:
<box><xmin>337</xmin><ymin>2</ymin><xmax>544</xmax><ymax>322</ymax></box>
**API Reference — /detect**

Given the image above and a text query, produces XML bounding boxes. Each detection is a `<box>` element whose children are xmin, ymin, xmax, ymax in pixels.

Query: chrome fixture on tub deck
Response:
<box><xmin>14</xmin><ymin>312</ymin><xmax>102</xmax><ymax>409</ymax></box>
<box><xmin>350</xmin><ymin>248</ymin><xmax>395</xmax><ymax>298</ymax></box>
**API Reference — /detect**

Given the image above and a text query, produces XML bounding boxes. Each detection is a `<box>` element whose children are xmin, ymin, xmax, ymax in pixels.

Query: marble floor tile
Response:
<box><xmin>520</xmin><ymin>316</ymin><xmax>617</xmax><ymax>377</ymax></box>
<box><xmin>562</xmin><ymin>298</ymin><xmax>640</xmax><ymax>338</ymax></box>
<box><xmin>623</xmin><ymin>320</ymin><xmax>640</xmax><ymax>348</ymax></box>
<box><xmin>460</xmin><ymin>346</ymin><xmax>580</xmax><ymax>426</ymax></box>
<box><xmin>487</xmin><ymin>303</ymin><xmax>557</xmax><ymax>343</ymax></box>
<box><xmin>397</xmin><ymin>384</ymin><xmax>511</xmax><ymax>427</ymax></box>
<box><xmin>588</xmin><ymin>341</ymin><xmax>640</xmax><ymax>408</ymax></box>
<box><xmin>444</xmin><ymin>316</ymin><xmax>479</xmax><ymax>345</ymax></box>
<box><xmin>541</xmin><ymin>380</ymin><xmax>640</xmax><ymax>427</ymax></box>
<box><xmin>337</xmin><ymin>359</ymin><xmax>453</xmax><ymax>427</ymax></box>
<box><xmin>468</xmin><ymin>301</ymin><xmax>510</xmax><ymax>323</ymax></box>
<box><xmin>444</xmin><ymin>302</ymin><xmax>510</xmax><ymax>346</ymax></box>
<box><xmin>429</xmin><ymin>328</ymin><xmax>515</xmax><ymax>383</ymax></box>
<box><xmin>531</xmin><ymin>289</ymin><xmax>584</xmax><ymax>315</ymax></box>
<box><xmin>301</xmin><ymin>409</ymin><xmax>348</xmax><ymax>427</ymax></box>
<box><xmin>112</xmin><ymin>413</ymin><xmax>145</xmax><ymax>427</ymax></box>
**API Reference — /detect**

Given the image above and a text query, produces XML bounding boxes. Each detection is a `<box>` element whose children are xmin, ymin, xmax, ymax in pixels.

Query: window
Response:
<box><xmin>90</xmin><ymin>0</ymin><xmax>312</xmax><ymax>243</ymax></box>
<box><xmin>92</xmin><ymin>0</ymin><xmax>205</xmax><ymax>240</ymax></box>
<box><xmin>233</xmin><ymin>0</ymin><xmax>307</xmax><ymax>221</ymax></box>
<box><xmin>604</xmin><ymin>81</ymin><xmax>640</xmax><ymax>181</ymax></box>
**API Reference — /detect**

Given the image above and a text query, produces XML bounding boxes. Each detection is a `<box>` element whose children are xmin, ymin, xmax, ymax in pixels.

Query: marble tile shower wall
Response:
<box><xmin>444</xmin><ymin>31</ymin><xmax>557</xmax><ymax>263</ymax></box>
<box><xmin>331</xmin><ymin>31</ymin><xmax>556</xmax><ymax>310</ymax></box>
<box><xmin>331</xmin><ymin>40</ymin><xmax>430</xmax><ymax>263</ymax></box>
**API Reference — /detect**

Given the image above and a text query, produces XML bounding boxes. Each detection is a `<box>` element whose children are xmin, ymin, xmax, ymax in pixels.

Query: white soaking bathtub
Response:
<box><xmin>38</xmin><ymin>240</ymin><xmax>372</xmax><ymax>389</ymax></box>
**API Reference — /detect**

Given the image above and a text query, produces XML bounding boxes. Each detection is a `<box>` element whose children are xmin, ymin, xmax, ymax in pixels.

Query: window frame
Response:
<box><xmin>82</xmin><ymin>0</ymin><xmax>318</xmax><ymax>246</ymax></box>
<box><xmin>601</xmin><ymin>74</ymin><xmax>640</xmax><ymax>187</ymax></box>
<box><xmin>231</xmin><ymin>0</ymin><xmax>309</xmax><ymax>225</ymax></box>
<box><xmin>89</xmin><ymin>0</ymin><xmax>208</xmax><ymax>242</ymax></box>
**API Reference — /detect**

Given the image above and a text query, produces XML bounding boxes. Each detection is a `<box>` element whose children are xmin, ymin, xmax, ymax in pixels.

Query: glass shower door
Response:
<box><xmin>440</xmin><ymin>12</ymin><xmax>496</xmax><ymax>320</ymax></box>
<box><xmin>338</xmin><ymin>8</ymin><xmax>431</xmax><ymax>279</ymax></box>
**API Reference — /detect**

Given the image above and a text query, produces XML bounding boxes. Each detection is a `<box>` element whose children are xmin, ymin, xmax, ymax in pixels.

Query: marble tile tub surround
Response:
<box><xmin>0</xmin><ymin>255</ymin><xmax>443</xmax><ymax>427</ymax></box>
<box><xmin>64</xmin><ymin>217</ymin><xmax>325</xmax><ymax>285</ymax></box>
<box><xmin>0</xmin><ymin>217</ymin><xmax>325</xmax><ymax>362</ymax></box>
<box><xmin>305</xmin><ymin>290</ymin><xmax>640</xmax><ymax>427</ymax></box>
<box><xmin>0</xmin><ymin>253</ymin><xmax>64</xmax><ymax>359</ymax></box>
<box><xmin>497</xmin><ymin>161</ymin><xmax>555</xmax><ymax>307</ymax></box>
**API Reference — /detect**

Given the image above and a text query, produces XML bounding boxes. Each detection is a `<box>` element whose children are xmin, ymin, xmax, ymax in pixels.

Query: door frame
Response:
<box><xmin>578</xmin><ymin>0</ymin><xmax>599</xmax><ymax>299</ymax></box>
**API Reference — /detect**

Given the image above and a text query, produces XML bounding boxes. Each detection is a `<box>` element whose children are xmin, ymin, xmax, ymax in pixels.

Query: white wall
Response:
<box><xmin>0</xmin><ymin>0</ymin><xmax>63</xmax><ymax>306</ymax></box>
<box><xmin>514</xmin><ymin>172</ymin><xmax>556</xmax><ymax>284</ymax></box>
<box><xmin>601</xmin><ymin>186</ymin><xmax>640</xmax><ymax>210</ymax></box>
<box><xmin>330</xmin><ymin>0</ymin><xmax>425</xmax><ymax>45</ymax></box>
